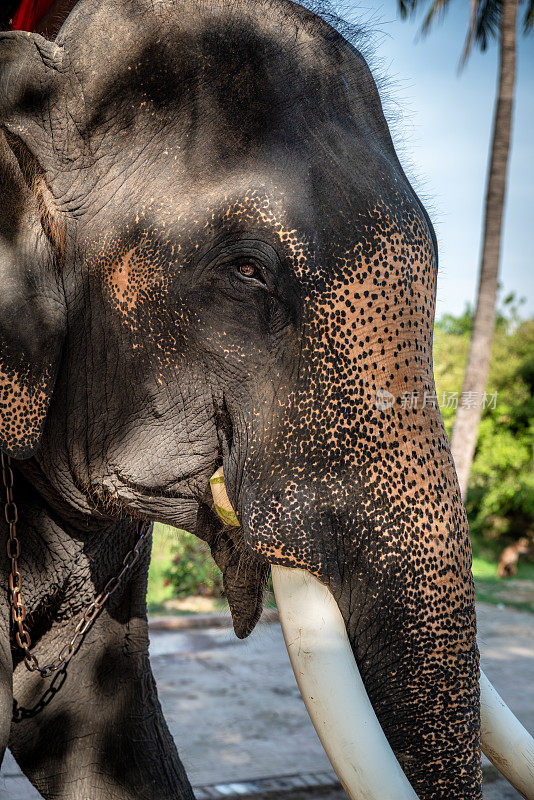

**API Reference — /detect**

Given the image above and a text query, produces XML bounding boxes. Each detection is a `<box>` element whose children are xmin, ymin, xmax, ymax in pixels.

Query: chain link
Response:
<box><xmin>1</xmin><ymin>452</ymin><xmax>150</xmax><ymax>679</ymax></box>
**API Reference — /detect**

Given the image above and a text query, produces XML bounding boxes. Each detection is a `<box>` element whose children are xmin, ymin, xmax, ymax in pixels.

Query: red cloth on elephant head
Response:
<box><xmin>11</xmin><ymin>0</ymin><xmax>57</xmax><ymax>31</ymax></box>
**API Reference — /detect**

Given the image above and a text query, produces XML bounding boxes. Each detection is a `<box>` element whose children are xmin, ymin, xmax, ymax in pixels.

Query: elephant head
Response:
<box><xmin>1</xmin><ymin>1</ymin><xmax>532</xmax><ymax>798</ymax></box>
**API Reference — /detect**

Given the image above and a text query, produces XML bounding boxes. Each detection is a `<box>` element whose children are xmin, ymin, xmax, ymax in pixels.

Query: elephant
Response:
<box><xmin>0</xmin><ymin>0</ymin><xmax>532</xmax><ymax>798</ymax></box>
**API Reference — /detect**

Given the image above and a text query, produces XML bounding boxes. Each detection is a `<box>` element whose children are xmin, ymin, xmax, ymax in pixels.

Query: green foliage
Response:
<box><xmin>147</xmin><ymin>524</ymin><xmax>178</xmax><ymax>612</ymax></box>
<box><xmin>147</xmin><ymin>524</ymin><xmax>225</xmax><ymax>612</ymax></box>
<box><xmin>161</xmin><ymin>528</ymin><xmax>224</xmax><ymax>599</ymax></box>
<box><xmin>436</xmin><ymin>304</ymin><xmax>474</xmax><ymax>336</ymax></box>
<box><xmin>434</xmin><ymin>301</ymin><xmax>534</xmax><ymax>550</ymax></box>
<box><xmin>467</xmin><ymin>321</ymin><xmax>534</xmax><ymax>545</ymax></box>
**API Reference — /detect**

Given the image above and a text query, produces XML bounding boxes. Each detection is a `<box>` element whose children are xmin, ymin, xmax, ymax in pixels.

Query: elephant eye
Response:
<box><xmin>236</xmin><ymin>263</ymin><xmax>267</xmax><ymax>286</ymax></box>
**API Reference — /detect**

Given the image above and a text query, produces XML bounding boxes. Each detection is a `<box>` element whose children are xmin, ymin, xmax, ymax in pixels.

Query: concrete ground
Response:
<box><xmin>1</xmin><ymin>601</ymin><xmax>533</xmax><ymax>799</ymax></box>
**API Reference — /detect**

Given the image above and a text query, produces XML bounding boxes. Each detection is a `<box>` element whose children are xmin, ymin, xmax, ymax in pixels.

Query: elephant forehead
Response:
<box><xmin>165</xmin><ymin>180</ymin><xmax>312</xmax><ymax>267</ymax></box>
<box><xmin>88</xmin><ymin>182</ymin><xmax>310</xmax><ymax>289</ymax></box>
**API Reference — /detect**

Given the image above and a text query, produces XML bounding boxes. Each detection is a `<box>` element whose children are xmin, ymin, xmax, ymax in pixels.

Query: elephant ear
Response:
<box><xmin>0</xmin><ymin>32</ymin><xmax>67</xmax><ymax>459</ymax></box>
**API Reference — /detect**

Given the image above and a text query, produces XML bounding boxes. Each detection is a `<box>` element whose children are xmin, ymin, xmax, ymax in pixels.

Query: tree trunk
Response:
<box><xmin>450</xmin><ymin>0</ymin><xmax>517</xmax><ymax>500</ymax></box>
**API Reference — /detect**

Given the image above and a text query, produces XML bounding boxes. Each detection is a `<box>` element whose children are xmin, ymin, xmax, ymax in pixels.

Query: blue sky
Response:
<box><xmin>342</xmin><ymin>1</ymin><xmax>533</xmax><ymax>318</ymax></box>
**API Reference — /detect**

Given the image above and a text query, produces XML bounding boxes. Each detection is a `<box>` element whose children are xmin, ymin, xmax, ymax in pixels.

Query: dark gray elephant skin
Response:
<box><xmin>0</xmin><ymin>1</ymin><xmax>481</xmax><ymax>798</ymax></box>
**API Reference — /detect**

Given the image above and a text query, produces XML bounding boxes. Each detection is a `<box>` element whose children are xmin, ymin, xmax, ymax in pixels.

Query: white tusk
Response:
<box><xmin>480</xmin><ymin>669</ymin><xmax>534</xmax><ymax>799</ymax></box>
<box><xmin>271</xmin><ymin>565</ymin><xmax>419</xmax><ymax>800</ymax></box>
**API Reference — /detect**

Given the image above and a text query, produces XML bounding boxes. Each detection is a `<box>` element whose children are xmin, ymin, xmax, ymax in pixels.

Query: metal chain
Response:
<box><xmin>1</xmin><ymin>452</ymin><xmax>150</xmax><ymax>679</ymax></box>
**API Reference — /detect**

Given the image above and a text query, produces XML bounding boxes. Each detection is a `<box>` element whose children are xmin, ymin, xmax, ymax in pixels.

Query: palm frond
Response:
<box><xmin>472</xmin><ymin>0</ymin><xmax>502</xmax><ymax>51</ymax></box>
<box><xmin>460</xmin><ymin>0</ymin><xmax>481</xmax><ymax>65</ymax></box>
<box><xmin>420</xmin><ymin>0</ymin><xmax>454</xmax><ymax>35</ymax></box>
<box><xmin>398</xmin><ymin>0</ymin><xmax>419</xmax><ymax>19</ymax></box>
<box><xmin>524</xmin><ymin>0</ymin><xmax>534</xmax><ymax>33</ymax></box>
<box><xmin>398</xmin><ymin>0</ymin><xmax>531</xmax><ymax>49</ymax></box>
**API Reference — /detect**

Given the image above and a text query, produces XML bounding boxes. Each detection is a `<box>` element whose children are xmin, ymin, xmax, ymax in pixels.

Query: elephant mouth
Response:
<box><xmin>210</xmin><ymin>470</ymin><xmax>534</xmax><ymax>800</ymax></box>
<box><xmin>195</xmin><ymin>493</ymin><xmax>270</xmax><ymax>640</ymax></box>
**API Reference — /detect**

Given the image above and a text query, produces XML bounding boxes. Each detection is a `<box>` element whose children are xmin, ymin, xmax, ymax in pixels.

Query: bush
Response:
<box><xmin>162</xmin><ymin>529</ymin><xmax>224</xmax><ymax>598</ymax></box>
<box><xmin>434</xmin><ymin>299</ymin><xmax>534</xmax><ymax>555</ymax></box>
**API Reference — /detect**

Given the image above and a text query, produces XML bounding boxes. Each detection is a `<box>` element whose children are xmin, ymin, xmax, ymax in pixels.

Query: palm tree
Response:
<box><xmin>398</xmin><ymin>0</ymin><xmax>533</xmax><ymax>500</ymax></box>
